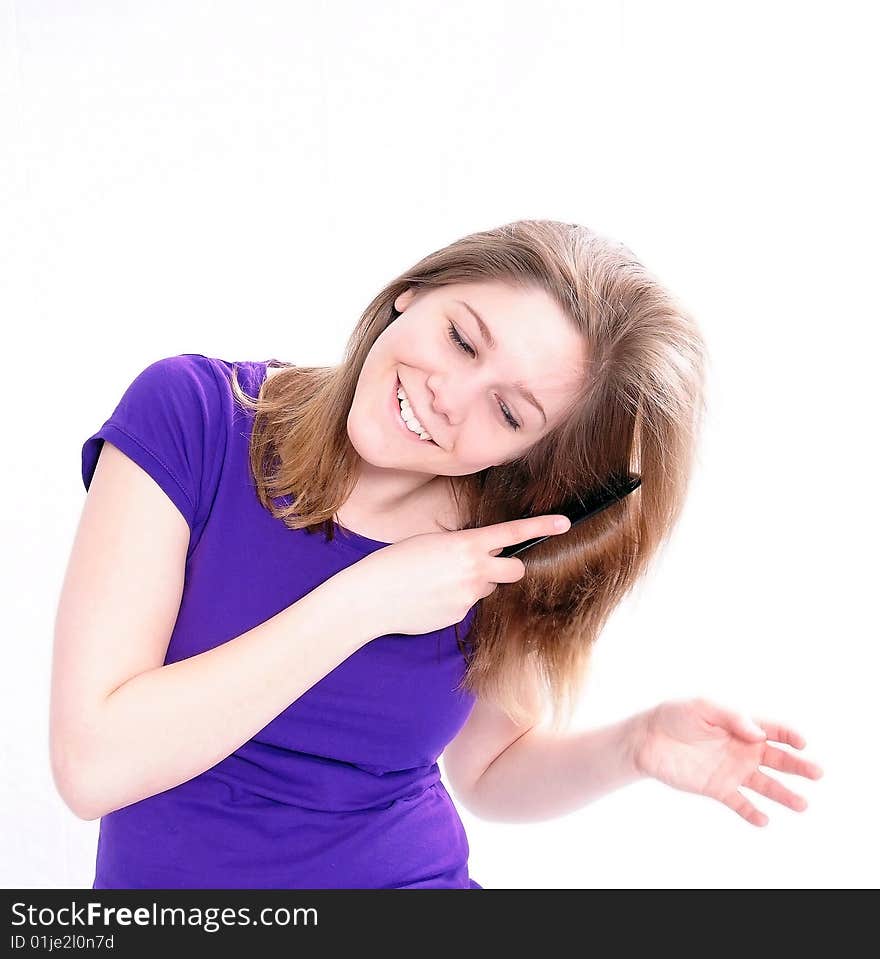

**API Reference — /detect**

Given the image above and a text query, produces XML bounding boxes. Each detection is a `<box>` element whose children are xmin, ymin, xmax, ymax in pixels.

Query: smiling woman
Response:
<box><xmin>57</xmin><ymin>218</ymin><xmax>737</xmax><ymax>892</ymax></box>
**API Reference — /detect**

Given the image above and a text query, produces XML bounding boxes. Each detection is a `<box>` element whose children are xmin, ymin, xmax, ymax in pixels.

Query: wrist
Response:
<box><xmin>329</xmin><ymin>561</ymin><xmax>391</xmax><ymax>645</ymax></box>
<box><xmin>626</xmin><ymin>706</ymin><xmax>656</xmax><ymax>779</ymax></box>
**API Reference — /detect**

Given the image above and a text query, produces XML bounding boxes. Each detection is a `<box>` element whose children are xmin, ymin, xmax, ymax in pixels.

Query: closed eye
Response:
<box><xmin>447</xmin><ymin>321</ymin><xmax>521</xmax><ymax>431</ymax></box>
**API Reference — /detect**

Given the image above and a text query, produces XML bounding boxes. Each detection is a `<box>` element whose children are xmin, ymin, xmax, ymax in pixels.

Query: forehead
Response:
<box><xmin>432</xmin><ymin>279</ymin><xmax>562</xmax><ymax>320</ymax></box>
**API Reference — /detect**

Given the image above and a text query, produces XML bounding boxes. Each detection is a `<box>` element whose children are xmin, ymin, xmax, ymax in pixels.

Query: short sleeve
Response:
<box><xmin>81</xmin><ymin>353</ymin><xmax>226</xmax><ymax>535</ymax></box>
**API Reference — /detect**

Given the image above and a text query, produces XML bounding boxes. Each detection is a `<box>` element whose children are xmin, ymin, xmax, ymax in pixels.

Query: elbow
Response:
<box><xmin>454</xmin><ymin>794</ymin><xmax>502</xmax><ymax>824</ymax></box>
<box><xmin>447</xmin><ymin>774</ymin><xmax>532</xmax><ymax>824</ymax></box>
<box><xmin>49</xmin><ymin>736</ymin><xmax>105</xmax><ymax>822</ymax></box>
<box><xmin>62</xmin><ymin>794</ymin><xmax>103</xmax><ymax>822</ymax></box>
<box><xmin>447</xmin><ymin>779</ymin><xmax>497</xmax><ymax>824</ymax></box>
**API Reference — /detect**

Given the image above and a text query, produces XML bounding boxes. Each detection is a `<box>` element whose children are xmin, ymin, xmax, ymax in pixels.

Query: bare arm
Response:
<box><xmin>50</xmin><ymin>442</ymin><xmax>381</xmax><ymax>821</ymax></box>
<box><xmin>75</xmin><ymin>569</ymin><xmax>376</xmax><ymax>820</ymax></box>
<box><xmin>459</xmin><ymin>710</ymin><xmax>652</xmax><ymax>823</ymax></box>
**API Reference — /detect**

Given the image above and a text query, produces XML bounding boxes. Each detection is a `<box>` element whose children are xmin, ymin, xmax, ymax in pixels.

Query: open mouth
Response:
<box><xmin>394</xmin><ymin>374</ymin><xmax>439</xmax><ymax>446</ymax></box>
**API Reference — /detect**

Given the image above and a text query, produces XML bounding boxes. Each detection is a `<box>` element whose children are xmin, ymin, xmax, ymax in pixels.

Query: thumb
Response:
<box><xmin>737</xmin><ymin>716</ymin><xmax>767</xmax><ymax>741</ymax></box>
<box><xmin>696</xmin><ymin>698</ymin><xmax>766</xmax><ymax>741</ymax></box>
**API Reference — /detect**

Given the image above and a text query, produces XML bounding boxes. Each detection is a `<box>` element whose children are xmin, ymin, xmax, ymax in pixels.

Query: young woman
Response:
<box><xmin>51</xmin><ymin>219</ymin><xmax>823</xmax><ymax>889</ymax></box>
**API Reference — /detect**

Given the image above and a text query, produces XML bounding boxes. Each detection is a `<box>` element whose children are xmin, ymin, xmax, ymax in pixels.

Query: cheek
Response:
<box><xmin>452</xmin><ymin>433</ymin><xmax>506</xmax><ymax>469</ymax></box>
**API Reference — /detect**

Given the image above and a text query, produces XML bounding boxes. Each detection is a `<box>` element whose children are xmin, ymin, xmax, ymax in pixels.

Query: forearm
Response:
<box><xmin>462</xmin><ymin>709</ymin><xmax>653</xmax><ymax>823</ymax></box>
<box><xmin>63</xmin><ymin>565</ymin><xmax>380</xmax><ymax>821</ymax></box>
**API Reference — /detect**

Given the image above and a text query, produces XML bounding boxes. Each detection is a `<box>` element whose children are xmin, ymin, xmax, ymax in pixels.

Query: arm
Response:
<box><xmin>70</xmin><ymin>568</ymin><xmax>377</xmax><ymax>821</ymax></box>
<box><xmin>51</xmin><ymin>442</ymin><xmax>381</xmax><ymax>821</ymax></box>
<box><xmin>459</xmin><ymin>698</ymin><xmax>823</xmax><ymax>827</ymax></box>
<box><xmin>458</xmin><ymin>709</ymin><xmax>653</xmax><ymax>824</ymax></box>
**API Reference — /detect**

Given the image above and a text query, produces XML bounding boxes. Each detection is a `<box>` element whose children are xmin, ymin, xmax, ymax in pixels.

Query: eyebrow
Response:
<box><xmin>454</xmin><ymin>299</ymin><xmax>548</xmax><ymax>426</ymax></box>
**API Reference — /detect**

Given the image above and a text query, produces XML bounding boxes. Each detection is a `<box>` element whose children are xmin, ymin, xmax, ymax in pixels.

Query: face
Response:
<box><xmin>347</xmin><ymin>280</ymin><xmax>589</xmax><ymax>478</ymax></box>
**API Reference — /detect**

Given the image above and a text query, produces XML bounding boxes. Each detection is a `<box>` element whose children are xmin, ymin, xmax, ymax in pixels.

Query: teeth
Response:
<box><xmin>397</xmin><ymin>386</ymin><xmax>433</xmax><ymax>441</ymax></box>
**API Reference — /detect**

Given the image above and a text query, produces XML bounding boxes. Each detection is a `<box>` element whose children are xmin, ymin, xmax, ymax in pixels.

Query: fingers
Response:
<box><xmin>752</xmin><ymin>718</ymin><xmax>807</xmax><ymax>750</ymax></box>
<box><xmin>722</xmin><ymin>788</ymin><xmax>769</xmax><ymax>827</ymax></box>
<box><xmin>697</xmin><ymin>700</ymin><xmax>810</xmax><ymax>748</ymax></box>
<box><xmin>485</xmin><ymin>556</ymin><xmax>527</xmax><ymax>584</ymax></box>
<box><xmin>483</xmin><ymin>514</ymin><xmax>571</xmax><ymax>553</ymax></box>
<box><xmin>721</xmin><ymin>755</ymin><xmax>820</xmax><ymax>826</ymax></box>
<box><xmin>760</xmin><ymin>744</ymin><xmax>824</xmax><ymax>780</ymax></box>
<box><xmin>744</xmin><ymin>770</ymin><xmax>808</xmax><ymax>812</ymax></box>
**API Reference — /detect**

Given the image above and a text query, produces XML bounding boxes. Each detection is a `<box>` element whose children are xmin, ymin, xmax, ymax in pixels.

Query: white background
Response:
<box><xmin>2</xmin><ymin>0</ymin><xmax>877</xmax><ymax>889</ymax></box>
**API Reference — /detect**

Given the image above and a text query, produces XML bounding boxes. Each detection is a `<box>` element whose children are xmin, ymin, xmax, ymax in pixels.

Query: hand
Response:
<box><xmin>633</xmin><ymin>697</ymin><xmax>824</xmax><ymax>827</ymax></box>
<box><xmin>350</xmin><ymin>513</ymin><xmax>572</xmax><ymax>636</ymax></box>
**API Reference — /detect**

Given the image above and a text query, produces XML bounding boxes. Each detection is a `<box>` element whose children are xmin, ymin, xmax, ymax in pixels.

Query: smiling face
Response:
<box><xmin>347</xmin><ymin>280</ymin><xmax>589</xmax><ymax>478</ymax></box>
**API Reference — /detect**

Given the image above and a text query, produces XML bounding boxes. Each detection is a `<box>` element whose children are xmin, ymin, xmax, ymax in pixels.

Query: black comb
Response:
<box><xmin>496</xmin><ymin>473</ymin><xmax>642</xmax><ymax>558</ymax></box>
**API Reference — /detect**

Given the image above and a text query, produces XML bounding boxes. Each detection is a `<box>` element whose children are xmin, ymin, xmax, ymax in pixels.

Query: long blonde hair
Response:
<box><xmin>229</xmin><ymin>219</ymin><xmax>708</xmax><ymax>732</ymax></box>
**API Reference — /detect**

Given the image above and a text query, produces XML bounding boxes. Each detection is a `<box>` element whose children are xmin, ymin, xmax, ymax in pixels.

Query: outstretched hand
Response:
<box><xmin>633</xmin><ymin>698</ymin><xmax>824</xmax><ymax>826</ymax></box>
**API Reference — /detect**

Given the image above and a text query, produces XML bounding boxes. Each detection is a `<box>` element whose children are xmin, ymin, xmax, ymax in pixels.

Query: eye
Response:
<box><xmin>446</xmin><ymin>321</ymin><xmax>522</xmax><ymax>431</ymax></box>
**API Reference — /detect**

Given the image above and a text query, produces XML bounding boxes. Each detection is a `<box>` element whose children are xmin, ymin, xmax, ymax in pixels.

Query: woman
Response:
<box><xmin>51</xmin><ymin>219</ymin><xmax>822</xmax><ymax>889</ymax></box>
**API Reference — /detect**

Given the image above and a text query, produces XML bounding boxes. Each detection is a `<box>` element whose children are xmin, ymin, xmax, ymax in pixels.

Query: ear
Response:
<box><xmin>394</xmin><ymin>287</ymin><xmax>418</xmax><ymax>313</ymax></box>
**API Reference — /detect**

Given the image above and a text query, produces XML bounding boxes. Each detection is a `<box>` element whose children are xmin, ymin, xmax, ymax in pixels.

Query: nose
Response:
<box><xmin>425</xmin><ymin>380</ymin><xmax>458</xmax><ymax>425</ymax></box>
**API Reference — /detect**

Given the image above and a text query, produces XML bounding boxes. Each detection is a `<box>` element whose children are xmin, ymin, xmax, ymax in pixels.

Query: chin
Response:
<box><xmin>346</xmin><ymin>418</ymin><xmax>398</xmax><ymax>466</ymax></box>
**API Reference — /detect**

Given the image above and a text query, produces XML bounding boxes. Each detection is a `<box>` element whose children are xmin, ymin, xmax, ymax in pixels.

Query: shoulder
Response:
<box><xmin>81</xmin><ymin>354</ymin><xmax>233</xmax><ymax>534</ymax></box>
<box><xmin>123</xmin><ymin>353</ymin><xmax>227</xmax><ymax>398</ymax></box>
<box><xmin>103</xmin><ymin>353</ymin><xmax>223</xmax><ymax>420</ymax></box>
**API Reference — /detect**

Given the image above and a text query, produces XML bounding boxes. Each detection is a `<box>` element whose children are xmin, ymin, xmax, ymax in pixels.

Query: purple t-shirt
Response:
<box><xmin>80</xmin><ymin>353</ymin><xmax>482</xmax><ymax>889</ymax></box>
